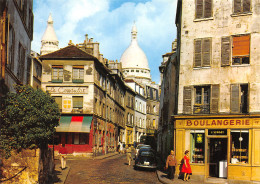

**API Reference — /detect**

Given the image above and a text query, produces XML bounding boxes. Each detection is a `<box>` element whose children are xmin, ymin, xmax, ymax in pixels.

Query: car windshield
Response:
<box><xmin>140</xmin><ymin>151</ymin><xmax>154</xmax><ymax>157</ymax></box>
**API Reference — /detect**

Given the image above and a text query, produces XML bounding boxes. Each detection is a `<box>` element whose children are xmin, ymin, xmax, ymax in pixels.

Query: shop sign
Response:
<box><xmin>208</xmin><ymin>129</ymin><xmax>227</xmax><ymax>136</ymax></box>
<box><xmin>46</xmin><ymin>86</ymin><xmax>88</xmax><ymax>94</ymax></box>
<box><xmin>185</xmin><ymin>119</ymin><xmax>251</xmax><ymax>127</ymax></box>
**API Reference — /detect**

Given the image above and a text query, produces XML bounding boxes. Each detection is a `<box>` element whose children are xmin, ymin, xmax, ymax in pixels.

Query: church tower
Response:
<box><xmin>40</xmin><ymin>14</ymin><xmax>59</xmax><ymax>55</ymax></box>
<box><xmin>120</xmin><ymin>23</ymin><xmax>151</xmax><ymax>85</ymax></box>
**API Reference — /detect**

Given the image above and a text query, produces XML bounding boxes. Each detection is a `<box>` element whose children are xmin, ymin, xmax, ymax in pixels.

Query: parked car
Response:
<box><xmin>135</xmin><ymin>144</ymin><xmax>151</xmax><ymax>158</ymax></box>
<box><xmin>134</xmin><ymin>147</ymin><xmax>157</xmax><ymax>170</ymax></box>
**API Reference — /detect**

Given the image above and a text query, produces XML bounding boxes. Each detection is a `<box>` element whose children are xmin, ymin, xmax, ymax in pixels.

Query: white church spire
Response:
<box><xmin>40</xmin><ymin>13</ymin><xmax>59</xmax><ymax>55</ymax></box>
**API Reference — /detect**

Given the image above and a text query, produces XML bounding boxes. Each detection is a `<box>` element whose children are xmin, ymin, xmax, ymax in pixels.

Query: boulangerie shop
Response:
<box><xmin>173</xmin><ymin>115</ymin><xmax>260</xmax><ymax>181</ymax></box>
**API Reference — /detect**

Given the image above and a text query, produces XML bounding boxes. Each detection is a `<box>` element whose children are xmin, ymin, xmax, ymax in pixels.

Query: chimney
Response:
<box><xmin>85</xmin><ymin>34</ymin><xmax>88</xmax><ymax>42</ymax></box>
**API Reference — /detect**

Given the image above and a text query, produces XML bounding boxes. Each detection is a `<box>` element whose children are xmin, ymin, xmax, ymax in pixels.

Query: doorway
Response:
<box><xmin>208</xmin><ymin>138</ymin><xmax>227</xmax><ymax>178</ymax></box>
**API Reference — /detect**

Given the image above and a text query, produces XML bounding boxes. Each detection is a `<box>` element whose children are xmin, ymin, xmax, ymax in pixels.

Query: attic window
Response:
<box><xmin>136</xmin><ymin>70</ymin><xmax>139</xmax><ymax>73</ymax></box>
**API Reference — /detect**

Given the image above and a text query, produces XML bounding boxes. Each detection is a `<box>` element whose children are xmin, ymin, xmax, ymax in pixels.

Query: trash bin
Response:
<box><xmin>219</xmin><ymin>160</ymin><xmax>227</xmax><ymax>178</ymax></box>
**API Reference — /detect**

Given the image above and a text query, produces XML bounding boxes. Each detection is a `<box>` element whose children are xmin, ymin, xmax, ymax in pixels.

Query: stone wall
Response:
<box><xmin>0</xmin><ymin>148</ymin><xmax>54</xmax><ymax>184</ymax></box>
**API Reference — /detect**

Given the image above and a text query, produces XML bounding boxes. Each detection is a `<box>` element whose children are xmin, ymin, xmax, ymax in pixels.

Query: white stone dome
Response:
<box><xmin>120</xmin><ymin>24</ymin><xmax>150</xmax><ymax>70</ymax></box>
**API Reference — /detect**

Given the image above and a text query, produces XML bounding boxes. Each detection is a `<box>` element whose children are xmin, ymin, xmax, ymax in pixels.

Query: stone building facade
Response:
<box><xmin>159</xmin><ymin>0</ymin><xmax>260</xmax><ymax>182</ymax></box>
<box><xmin>0</xmin><ymin>0</ymin><xmax>33</xmax><ymax>96</ymax></box>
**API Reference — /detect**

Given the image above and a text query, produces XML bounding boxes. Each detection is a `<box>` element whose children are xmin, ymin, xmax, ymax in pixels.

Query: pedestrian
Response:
<box><xmin>59</xmin><ymin>144</ymin><xmax>68</xmax><ymax>170</ymax></box>
<box><xmin>181</xmin><ymin>150</ymin><xmax>192</xmax><ymax>181</ymax></box>
<box><xmin>119</xmin><ymin>141</ymin><xmax>123</xmax><ymax>154</ymax></box>
<box><xmin>126</xmin><ymin>144</ymin><xmax>132</xmax><ymax>165</ymax></box>
<box><xmin>165</xmin><ymin>150</ymin><xmax>177</xmax><ymax>180</ymax></box>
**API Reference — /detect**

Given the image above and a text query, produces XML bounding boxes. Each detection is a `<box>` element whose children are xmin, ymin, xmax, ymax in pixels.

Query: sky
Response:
<box><xmin>32</xmin><ymin>0</ymin><xmax>177</xmax><ymax>84</ymax></box>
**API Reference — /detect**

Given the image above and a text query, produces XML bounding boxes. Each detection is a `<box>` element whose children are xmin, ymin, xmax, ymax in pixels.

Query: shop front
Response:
<box><xmin>174</xmin><ymin>115</ymin><xmax>260</xmax><ymax>182</ymax></box>
<box><xmin>126</xmin><ymin>126</ymin><xmax>133</xmax><ymax>145</ymax></box>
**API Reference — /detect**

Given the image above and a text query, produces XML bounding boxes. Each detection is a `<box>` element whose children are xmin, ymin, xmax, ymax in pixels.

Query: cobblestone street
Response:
<box><xmin>64</xmin><ymin>153</ymin><xmax>160</xmax><ymax>184</ymax></box>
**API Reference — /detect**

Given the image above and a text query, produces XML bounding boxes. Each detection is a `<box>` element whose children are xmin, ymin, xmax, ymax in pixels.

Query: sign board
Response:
<box><xmin>46</xmin><ymin>86</ymin><xmax>88</xmax><ymax>94</ymax></box>
<box><xmin>208</xmin><ymin>129</ymin><xmax>227</xmax><ymax>136</ymax></box>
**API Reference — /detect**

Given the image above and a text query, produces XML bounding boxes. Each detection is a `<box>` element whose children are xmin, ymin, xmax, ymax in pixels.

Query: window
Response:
<box><xmin>195</xmin><ymin>0</ymin><xmax>212</xmax><ymax>19</ymax></box>
<box><xmin>194</xmin><ymin>38</ymin><xmax>211</xmax><ymax>68</ymax></box>
<box><xmin>194</xmin><ymin>86</ymin><xmax>210</xmax><ymax>114</ymax></box>
<box><xmin>183</xmin><ymin>85</ymin><xmax>219</xmax><ymax>114</ymax></box>
<box><xmin>26</xmin><ymin>57</ymin><xmax>31</xmax><ymax>85</ymax></box>
<box><xmin>63</xmin><ymin>99</ymin><xmax>71</xmax><ymax>109</ymax></box>
<box><xmin>53</xmin><ymin>96</ymin><xmax>62</xmax><ymax>111</ymax></box>
<box><xmin>73</xmin><ymin>96</ymin><xmax>83</xmax><ymax>109</ymax></box>
<box><xmin>72</xmin><ymin>65</ymin><xmax>84</xmax><ymax>83</ymax></box>
<box><xmin>233</xmin><ymin>0</ymin><xmax>251</xmax><ymax>14</ymax></box>
<box><xmin>190</xmin><ymin>130</ymin><xmax>205</xmax><ymax>163</ymax></box>
<box><xmin>74</xmin><ymin>133</ymin><xmax>88</xmax><ymax>145</ymax></box>
<box><xmin>52</xmin><ymin>65</ymin><xmax>63</xmax><ymax>82</ymax></box>
<box><xmin>7</xmin><ymin>24</ymin><xmax>15</xmax><ymax>71</ymax></box>
<box><xmin>230</xmin><ymin>130</ymin><xmax>249</xmax><ymax>164</ymax></box>
<box><xmin>17</xmin><ymin>43</ymin><xmax>25</xmax><ymax>82</ymax></box>
<box><xmin>231</xmin><ymin>84</ymin><xmax>248</xmax><ymax>113</ymax></box>
<box><xmin>232</xmin><ymin>35</ymin><xmax>250</xmax><ymax>65</ymax></box>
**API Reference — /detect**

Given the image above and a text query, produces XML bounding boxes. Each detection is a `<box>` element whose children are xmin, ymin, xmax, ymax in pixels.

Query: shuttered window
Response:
<box><xmin>73</xmin><ymin>96</ymin><xmax>83</xmax><ymax>109</ymax></box>
<box><xmin>230</xmin><ymin>84</ymin><xmax>248</xmax><ymax>113</ymax></box>
<box><xmin>183</xmin><ymin>86</ymin><xmax>192</xmax><ymax>114</ymax></box>
<box><xmin>194</xmin><ymin>38</ymin><xmax>211</xmax><ymax>68</ymax></box>
<box><xmin>232</xmin><ymin>35</ymin><xmax>250</xmax><ymax>65</ymax></box>
<box><xmin>196</xmin><ymin>0</ymin><xmax>212</xmax><ymax>19</ymax></box>
<box><xmin>233</xmin><ymin>0</ymin><xmax>251</xmax><ymax>14</ymax></box>
<box><xmin>17</xmin><ymin>43</ymin><xmax>25</xmax><ymax>82</ymax></box>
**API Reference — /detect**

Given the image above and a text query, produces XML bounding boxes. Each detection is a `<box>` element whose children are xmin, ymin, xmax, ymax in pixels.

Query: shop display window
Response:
<box><xmin>191</xmin><ymin>130</ymin><xmax>205</xmax><ymax>163</ymax></box>
<box><xmin>230</xmin><ymin>129</ymin><xmax>249</xmax><ymax>164</ymax></box>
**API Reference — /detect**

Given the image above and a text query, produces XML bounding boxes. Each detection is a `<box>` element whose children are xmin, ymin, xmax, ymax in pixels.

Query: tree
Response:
<box><xmin>0</xmin><ymin>85</ymin><xmax>60</xmax><ymax>158</ymax></box>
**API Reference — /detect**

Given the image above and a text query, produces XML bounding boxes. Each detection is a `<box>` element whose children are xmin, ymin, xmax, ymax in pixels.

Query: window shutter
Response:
<box><xmin>232</xmin><ymin>35</ymin><xmax>250</xmax><ymax>57</ymax></box>
<box><xmin>204</xmin><ymin>0</ymin><xmax>212</xmax><ymax>18</ymax></box>
<box><xmin>202</xmin><ymin>38</ymin><xmax>211</xmax><ymax>67</ymax></box>
<box><xmin>196</xmin><ymin>0</ymin><xmax>203</xmax><ymax>19</ymax></box>
<box><xmin>243</xmin><ymin>0</ymin><xmax>251</xmax><ymax>12</ymax></box>
<box><xmin>231</xmin><ymin>84</ymin><xmax>240</xmax><ymax>113</ymax></box>
<box><xmin>221</xmin><ymin>36</ymin><xmax>231</xmax><ymax>66</ymax></box>
<box><xmin>183</xmin><ymin>86</ymin><xmax>192</xmax><ymax>114</ymax></box>
<box><xmin>194</xmin><ymin>39</ymin><xmax>202</xmax><ymax>67</ymax></box>
<box><xmin>210</xmin><ymin>84</ymin><xmax>219</xmax><ymax>113</ymax></box>
<box><xmin>234</xmin><ymin>0</ymin><xmax>241</xmax><ymax>13</ymax></box>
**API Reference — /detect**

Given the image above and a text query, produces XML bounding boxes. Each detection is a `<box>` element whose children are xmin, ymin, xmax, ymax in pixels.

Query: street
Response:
<box><xmin>64</xmin><ymin>153</ymin><xmax>161</xmax><ymax>184</ymax></box>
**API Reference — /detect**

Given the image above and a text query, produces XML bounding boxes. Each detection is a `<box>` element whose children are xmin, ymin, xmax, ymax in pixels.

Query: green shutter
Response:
<box><xmin>231</xmin><ymin>84</ymin><xmax>240</xmax><ymax>113</ymax></box>
<box><xmin>234</xmin><ymin>0</ymin><xmax>241</xmax><ymax>13</ymax></box>
<box><xmin>221</xmin><ymin>36</ymin><xmax>231</xmax><ymax>66</ymax></box>
<box><xmin>243</xmin><ymin>0</ymin><xmax>251</xmax><ymax>12</ymax></box>
<box><xmin>204</xmin><ymin>0</ymin><xmax>212</xmax><ymax>18</ymax></box>
<box><xmin>183</xmin><ymin>86</ymin><xmax>192</xmax><ymax>114</ymax></box>
<box><xmin>196</xmin><ymin>0</ymin><xmax>203</xmax><ymax>19</ymax></box>
<box><xmin>202</xmin><ymin>38</ymin><xmax>211</xmax><ymax>67</ymax></box>
<box><xmin>194</xmin><ymin>39</ymin><xmax>202</xmax><ymax>68</ymax></box>
<box><xmin>210</xmin><ymin>84</ymin><xmax>219</xmax><ymax>114</ymax></box>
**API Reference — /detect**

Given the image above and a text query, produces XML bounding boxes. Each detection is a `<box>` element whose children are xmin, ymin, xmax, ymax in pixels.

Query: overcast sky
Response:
<box><xmin>32</xmin><ymin>0</ymin><xmax>177</xmax><ymax>83</ymax></box>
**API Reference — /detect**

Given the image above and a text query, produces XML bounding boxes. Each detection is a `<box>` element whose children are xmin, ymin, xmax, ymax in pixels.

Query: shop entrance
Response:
<box><xmin>208</xmin><ymin>138</ymin><xmax>227</xmax><ymax>178</ymax></box>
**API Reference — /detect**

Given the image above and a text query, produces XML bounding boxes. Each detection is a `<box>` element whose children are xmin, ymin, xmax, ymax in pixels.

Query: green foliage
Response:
<box><xmin>0</xmin><ymin>85</ymin><xmax>60</xmax><ymax>158</ymax></box>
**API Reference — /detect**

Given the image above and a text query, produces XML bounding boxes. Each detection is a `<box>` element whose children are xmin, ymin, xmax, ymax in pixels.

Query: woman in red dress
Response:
<box><xmin>181</xmin><ymin>150</ymin><xmax>192</xmax><ymax>181</ymax></box>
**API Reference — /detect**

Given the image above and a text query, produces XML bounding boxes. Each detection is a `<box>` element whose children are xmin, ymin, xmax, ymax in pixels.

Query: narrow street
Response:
<box><xmin>64</xmin><ymin>154</ymin><xmax>161</xmax><ymax>184</ymax></box>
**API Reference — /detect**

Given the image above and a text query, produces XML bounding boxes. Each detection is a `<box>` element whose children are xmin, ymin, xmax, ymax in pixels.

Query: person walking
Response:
<box><xmin>181</xmin><ymin>150</ymin><xmax>192</xmax><ymax>181</ymax></box>
<box><xmin>59</xmin><ymin>144</ymin><xmax>68</xmax><ymax>170</ymax></box>
<box><xmin>126</xmin><ymin>144</ymin><xmax>132</xmax><ymax>165</ymax></box>
<box><xmin>165</xmin><ymin>150</ymin><xmax>178</xmax><ymax>180</ymax></box>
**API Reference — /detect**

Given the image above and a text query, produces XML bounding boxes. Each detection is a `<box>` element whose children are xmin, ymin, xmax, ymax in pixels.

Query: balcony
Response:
<box><xmin>71</xmin><ymin>108</ymin><xmax>83</xmax><ymax>113</ymax></box>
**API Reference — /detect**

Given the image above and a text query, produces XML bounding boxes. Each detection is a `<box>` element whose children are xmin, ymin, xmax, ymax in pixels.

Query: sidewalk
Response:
<box><xmin>52</xmin><ymin>152</ymin><xmax>119</xmax><ymax>184</ymax></box>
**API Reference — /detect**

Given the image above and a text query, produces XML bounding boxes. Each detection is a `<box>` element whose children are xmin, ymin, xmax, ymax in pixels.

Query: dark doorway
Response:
<box><xmin>208</xmin><ymin>138</ymin><xmax>227</xmax><ymax>178</ymax></box>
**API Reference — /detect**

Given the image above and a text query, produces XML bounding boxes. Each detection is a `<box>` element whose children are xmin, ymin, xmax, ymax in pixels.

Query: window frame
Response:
<box><xmin>232</xmin><ymin>34</ymin><xmax>250</xmax><ymax>65</ymax></box>
<box><xmin>52</xmin><ymin>65</ymin><xmax>63</xmax><ymax>83</ymax></box>
<box><xmin>194</xmin><ymin>38</ymin><xmax>212</xmax><ymax>68</ymax></box>
<box><xmin>72</xmin><ymin>96</ymin><xmax>83</xmax><ymax>109</ymax></box>
<box><xmin>195</xmin><ymin>0</ymin><xmax>213</xmax><ymax>20</ymax></box>
<box><xmin>72</xmin><ymin>65</ymin><xmax>84</xmax><ymax>83</ymax></box>
<box><xmin>233</xmin><ymin>0</ymin><xmax>251</xmax><ymax>14</ymax></box>
<box><xmin>194</xmin><ymin>86</ymin><xmax>211</xmax><ymax>114</ymax></box>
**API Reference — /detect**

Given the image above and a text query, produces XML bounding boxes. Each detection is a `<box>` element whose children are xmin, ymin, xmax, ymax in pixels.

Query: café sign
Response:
<box><xmin>46</xmin><ymin>86</ymin><xmax>88</xmax><ymax>94</ymax></box>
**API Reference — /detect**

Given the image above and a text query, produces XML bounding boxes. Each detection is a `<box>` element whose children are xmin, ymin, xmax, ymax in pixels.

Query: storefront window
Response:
<box><xmin>191</xmin><ymin>130</ymin><xmax>205</xmax><ymax>163</ymax></box>
<box><xmin>230</xmin><ymin>129</ymin><xmax>249</xmax><ymax>164</ymax></box>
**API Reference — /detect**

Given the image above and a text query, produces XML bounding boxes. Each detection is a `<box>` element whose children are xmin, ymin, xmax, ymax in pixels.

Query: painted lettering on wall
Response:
<box><xmin>46</xmin><ymin>86</ymin><xmax>88</xmax><ymax>94</ymax></box>
<box><xmin>186</xmin><ymin>119</ymin><xmax>250</xmax><ymax>127</ymax></box>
